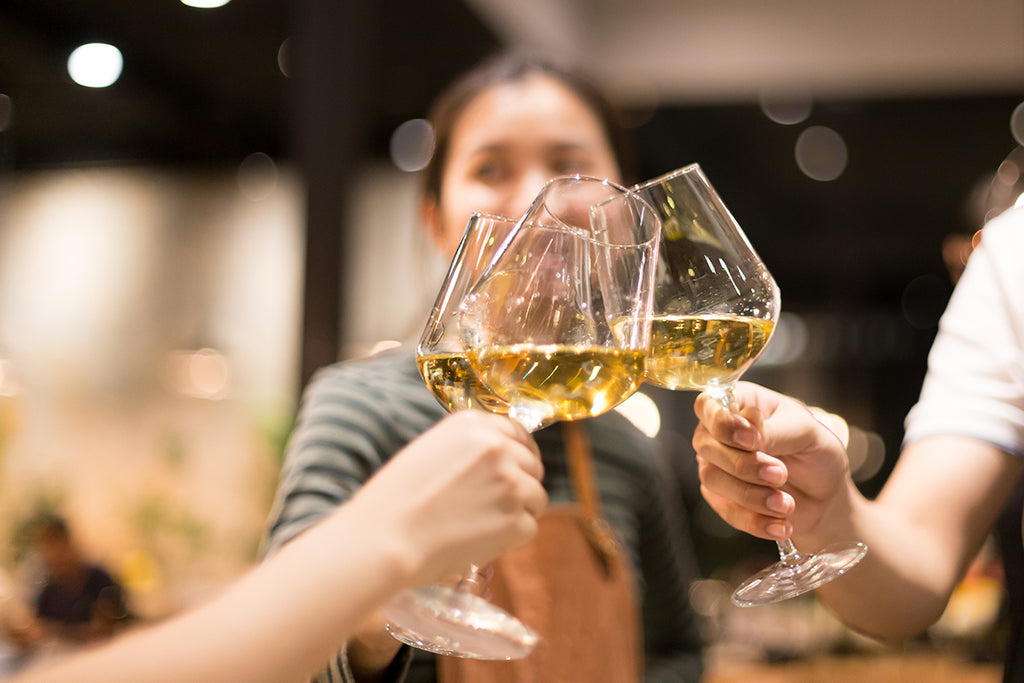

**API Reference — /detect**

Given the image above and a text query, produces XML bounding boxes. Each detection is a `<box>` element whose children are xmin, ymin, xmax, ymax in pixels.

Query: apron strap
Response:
<box><xmin>562</xmin><ymin>421</ymin><xmax>621</xmax><ymax>575</ymax></box>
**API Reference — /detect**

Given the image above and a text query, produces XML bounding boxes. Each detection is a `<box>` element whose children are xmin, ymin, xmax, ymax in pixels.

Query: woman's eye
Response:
<box><xmin>472</xmin><ymin>161</ymin><xmax>505</xmax><ymax>181</ymax></box>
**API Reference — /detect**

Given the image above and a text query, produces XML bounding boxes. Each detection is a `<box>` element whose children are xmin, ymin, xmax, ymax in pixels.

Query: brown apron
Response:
<box><xmin>438</xmin><ymin>422</ymin><xmax>643</xmax><ymax>683</ymax></box>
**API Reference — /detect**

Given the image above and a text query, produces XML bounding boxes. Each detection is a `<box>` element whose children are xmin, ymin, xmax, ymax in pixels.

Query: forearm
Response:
<box><xmin>16</xmin><ymin>507</ymin><xmax>413</xmax><ymax>683</ymax></box>
<box><xmin>803</xmin><ymin>488</ymin><xmax>957</xmax><ymax>641</ymax></box>
<box><xmin>806</xmin><ymin>438</ymin><xmax>1021</xmax><ymax>641</ymax></box>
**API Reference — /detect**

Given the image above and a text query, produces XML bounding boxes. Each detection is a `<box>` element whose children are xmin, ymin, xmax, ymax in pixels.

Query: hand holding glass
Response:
<box><xmin>633</xmin><ymin>164</ymin><xmax>867</xmax><ymax>607</ymax></box>
<box><xmin>380</xmin><ymin>213</ymin><xmax>535</xmax><ymax>661</ymax></box>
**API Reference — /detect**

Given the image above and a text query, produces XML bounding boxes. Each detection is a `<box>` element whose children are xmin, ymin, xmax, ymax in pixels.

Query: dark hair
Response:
<box><xmin>421</xmin><ymin>52</ymin><xmax>636</xmax><ymax>202</ymax></box>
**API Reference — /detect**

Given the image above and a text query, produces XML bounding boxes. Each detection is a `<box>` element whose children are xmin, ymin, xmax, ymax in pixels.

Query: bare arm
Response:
<box><xmin>14</xmin><ymin>411</ymin><xmax>546</xmax><ymax>683</ymax></box>
<box><xmin>693</xmin><ymin>382</ymin><xmax>1022</xmax><ymax>640</ymax></box>
<box><xmin>814</xmin><ymin>436</ymin><xmax>1021</xmax><ymax>637</ymax></box>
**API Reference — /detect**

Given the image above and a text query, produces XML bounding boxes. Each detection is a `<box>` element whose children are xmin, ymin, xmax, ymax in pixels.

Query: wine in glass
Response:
<box><xmin>381</xmin><ymin>212</ymin><xmax>536</xmax><ymax>661</ymax></box>
<box><xmin>633</xmin><ymin>163</ymin><xmax>867</xmax><ymax>607</ymax></box>
<box><xmin>460</xmin><ymin>175</ymin><xmax>661</xmax><ymax>434</ymax></box>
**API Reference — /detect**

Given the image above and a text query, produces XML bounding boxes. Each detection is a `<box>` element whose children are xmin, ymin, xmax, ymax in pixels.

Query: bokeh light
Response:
<box><xmin>237</xmin><ymin>152</ymin><xmax>278</xmax><ymax>201</ymax></box>
<box><xmin>847</xmin><ymin>427</ymin><xmax>886</xmax><ymax>483</ymax></box>
<box><xmin>758</xmin><ymin>86</ymin><xmax>813</xmax><ymax>125</ymax></box>
<box><xmin>277</xmin><ymin>38</ymin><xmax>291</xmax><ymax>78</ymax></box>
<box><xmin>67</xmin><ymin>43</ymin><xmax>123</xmax><ymax>88</ymax></box>
<box><xmin>1011</xmin><ymin>101</ymin><xmax>1024</xmax><ymax>148</ymax></box>
<box><xmin>757</xmin><ymin>312</ymin><xmax>808</xmax><ymax>366</ymax></box>
<box><xmin>795</xmin><ymin>126</ymin><xmax>848</xmax><ymax>181</ymax></box>
<box><xmin>159</xmin><ymin>348</ymin><xmax>230</xmax><ymax>399</ymax></box>
<box><xmin>180</xmin><ymin>0</ymin><xmax>231</xmax><ymax>8</ymax></box>
<box><xmin>613</xmin><ymin>390</ymin><xmax>660</xmax><ymax>438</ymax></box>
<box><xmin>389</xmin><ymin>119</ymin><xmax>435</xmax><ymax>172</ymax></box>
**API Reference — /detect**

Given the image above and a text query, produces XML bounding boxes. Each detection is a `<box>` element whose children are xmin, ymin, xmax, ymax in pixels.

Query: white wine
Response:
<box><xmin>417</xmin><ymin>352</ymin><xmax>509</xmax><ymax>414</ymax></box>
<box><xmin>645</xmin><ymin>315</ymin><xmax>774</xmax><ymax>391</ymax></box>
<box><xmin>469</xmin><ymin>344</ymin><xmax>645</xmax><ymax>423</ymax></box>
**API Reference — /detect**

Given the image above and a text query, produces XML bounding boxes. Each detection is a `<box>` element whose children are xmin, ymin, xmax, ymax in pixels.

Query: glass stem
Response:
<box><xmin>455</xmin><ymin>564</ymin><xmax>482</xmax><ymax>592</ymax></box>
<box><xmin>776</xmin><ymin>538</ymin><xmax>800</xmax><ymax>564</ymax></box>
<box><xmin>508</xmin><ymin>404</ymin><xmax>544</xmax><ymax>433</ymax></box>
<box><xmin>710</xmin><ymin>383</ymin><xmax>739</xmax><ymax>412</ymax></box>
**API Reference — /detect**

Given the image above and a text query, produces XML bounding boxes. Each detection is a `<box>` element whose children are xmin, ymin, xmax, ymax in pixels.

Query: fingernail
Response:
<box><xmin>765</xmin><ymin>490</ymin><xmax>793</xmax><ymax>514</ymax></box>
<box><xmin>759</xmin><ymin>464</ymin><xmax>786</xmax><ymax>486</ymax></box>
<box><xmin>766</xmin><ymin>521</ymin><xmax>791</xmax><ymax>539</ymax></box>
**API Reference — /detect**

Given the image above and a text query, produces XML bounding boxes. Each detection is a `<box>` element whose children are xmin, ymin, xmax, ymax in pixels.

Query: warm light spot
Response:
<box><xmin>369</xmin><ymin>340</ymin><xmax>402</xmax><ymax>356</ymax></box>
<box><xmin>159</xmin><ymin>348</ymin><xmax>230</xmax><ymax>399</ymax></box>
<box><xmin>613</xmin><ymin>390</ymin><xmax>660</xmax><ymax>438</ymax></box>
<box><xmin>67</xmin><ymin>43</ymin><xmax>123</xmax><ymax>88</ymax></box>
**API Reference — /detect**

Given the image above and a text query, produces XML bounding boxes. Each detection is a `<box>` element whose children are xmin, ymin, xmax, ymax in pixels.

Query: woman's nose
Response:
<box><xmin>503</xmin><ymin>171</ymin><xmax>552</xmax><ymax>218</ymax></box>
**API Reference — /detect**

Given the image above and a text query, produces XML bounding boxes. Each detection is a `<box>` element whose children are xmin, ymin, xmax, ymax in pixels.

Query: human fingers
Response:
<box><xmin>457</xmin><ymin>409</ymin><xmax>539</xmax><ymax>454</ymax></box>
<box><xmin>693</xmin><ymin>391</ymin><xmax>763</xmax><ymax>452</ymax></box>
<box><xmin>692</xmin><ymin>421</ymin><xmax>788</xmax><ymax>489</ymax></box>
<box><xmin>515</xmin><ymin>469</ymin><xmax>548</xmax><ymax>520</ymax></box>
<box><xmin>699</xmin><ymin>480</ymin><xmax>793</xmax><ymax>541</ymax></box>
<box><xmin>695</xmin><ymin>450</ymin><xmax>794</xmax><ymax>520</ymax></box>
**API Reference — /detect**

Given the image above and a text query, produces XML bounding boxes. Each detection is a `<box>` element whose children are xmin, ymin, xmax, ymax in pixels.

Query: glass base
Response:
<box><xmin>731</xmin><ymin>541</ymin><xmax>867</xmax><ymax>607</ymax></box>
<box><xmin>380</xmin><ymin>585</ymin><xmax>539</xmax><ymax>660</ymax></box>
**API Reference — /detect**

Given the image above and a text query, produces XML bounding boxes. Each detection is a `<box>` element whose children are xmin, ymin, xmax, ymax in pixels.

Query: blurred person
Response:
<box><xmin>690</xmin><ymin>205</ymin><xmax>1024</xmax><ymax>680</ymax></box>
<box><xmin>7</xmin><ymin>411</ymin><xmax>546</xmax><ymax>683</ymax></box>
<box><xmin>22</xmin><ymin>515</ymin><xmax>127</xmax><ymax>648</ymax></box>
<box><xmin>264</xmin><ymin>52</ymin><xmax>704</xmax><ymax>683</ymax></box>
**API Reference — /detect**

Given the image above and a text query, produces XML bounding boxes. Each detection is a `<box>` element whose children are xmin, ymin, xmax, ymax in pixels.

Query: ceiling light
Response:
<box><xmin>181</xmin><ymin>0</ymin><xmax>232</xmax><ymax>7</ymax></box>
<box><xmin>67</xmin><ymin>43</ymin><xmax>123</xmax><ymax>88</ymax></box>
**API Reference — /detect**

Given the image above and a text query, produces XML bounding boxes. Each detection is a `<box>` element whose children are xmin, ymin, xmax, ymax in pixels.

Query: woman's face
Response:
<box><xmin>424</xmin><ymin>73</ymin><xmax>622</xmax><ymax>258</ymax></box>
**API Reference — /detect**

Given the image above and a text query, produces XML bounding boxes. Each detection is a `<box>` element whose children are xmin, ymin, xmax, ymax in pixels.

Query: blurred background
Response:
<box><xmin>1</xmin><ymin>0</ymin><xmax>1022</xmax><ymax>679</ymax></box>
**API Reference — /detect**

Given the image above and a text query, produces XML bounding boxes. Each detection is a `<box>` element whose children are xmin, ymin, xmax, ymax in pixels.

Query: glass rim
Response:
<box><xmin>467</xmin><ymin>210</ymin><xmax>517</xmax><ymax>224</ymax></box>
<box><xmin>531</xmin><ymin>173</ymin><xmax>661</xmax><ymax>247</ymax></box>
<box><xmin>630</xmin><ymin>162</ymin><xmax>706</xmax><ymax>193</ymax></box>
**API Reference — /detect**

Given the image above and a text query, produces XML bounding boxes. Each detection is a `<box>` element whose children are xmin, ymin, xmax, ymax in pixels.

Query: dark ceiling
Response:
<box><xmin>0</xmin><ymin>0</ymin><xmax>502</xmax><ymax>169</ymax></box>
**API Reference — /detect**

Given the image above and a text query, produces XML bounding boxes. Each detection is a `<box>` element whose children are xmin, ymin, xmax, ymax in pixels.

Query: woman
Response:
<box><xmin>264</xmin><ymin>52</ymin><xmax>704</xmax><ymax>683</ymax></box>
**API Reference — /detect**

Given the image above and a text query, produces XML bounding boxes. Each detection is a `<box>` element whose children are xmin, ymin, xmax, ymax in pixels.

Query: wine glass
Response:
<box><xmin>380</xmin><ymin>212</ymin><xmax>537</xmax><ymax>661</ymax></box>
<box><xmin>459</xmin><ymin>175</ymin><xmax>662</xmax><ymax>434</ymax></box>
<box><xmin>633</xmin><ymin>163</ymin><xmax>867</xmax><ymax>607</ymax></box>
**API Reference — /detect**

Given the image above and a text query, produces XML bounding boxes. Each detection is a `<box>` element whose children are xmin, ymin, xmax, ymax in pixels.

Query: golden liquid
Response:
<box><xmin>469</xmin><ymin>344</ymin><xmax>645</xmax><ymax>423</ymax></box>
<box><xmin>417</xmin><ymin>352</ymin><xmax>509</xmax><ymax>414</ymax></box>
<box><xmin>645</xmin><ymin>315</ymin><xmax>774</xmax><ymax>391</ymax></box>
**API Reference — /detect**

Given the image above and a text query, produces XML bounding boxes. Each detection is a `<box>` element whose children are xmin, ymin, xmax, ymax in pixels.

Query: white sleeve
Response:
<box><xmin>903</xmin><ymin>208</ymin><xmax>1024</xmax><ymax>456</ymax></box>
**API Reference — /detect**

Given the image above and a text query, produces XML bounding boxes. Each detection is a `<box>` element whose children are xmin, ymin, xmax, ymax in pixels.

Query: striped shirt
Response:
<box><xmin>263</xmin><ymin>347</ymin><xmax>704</xmax><ymax>682</ymax></box>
